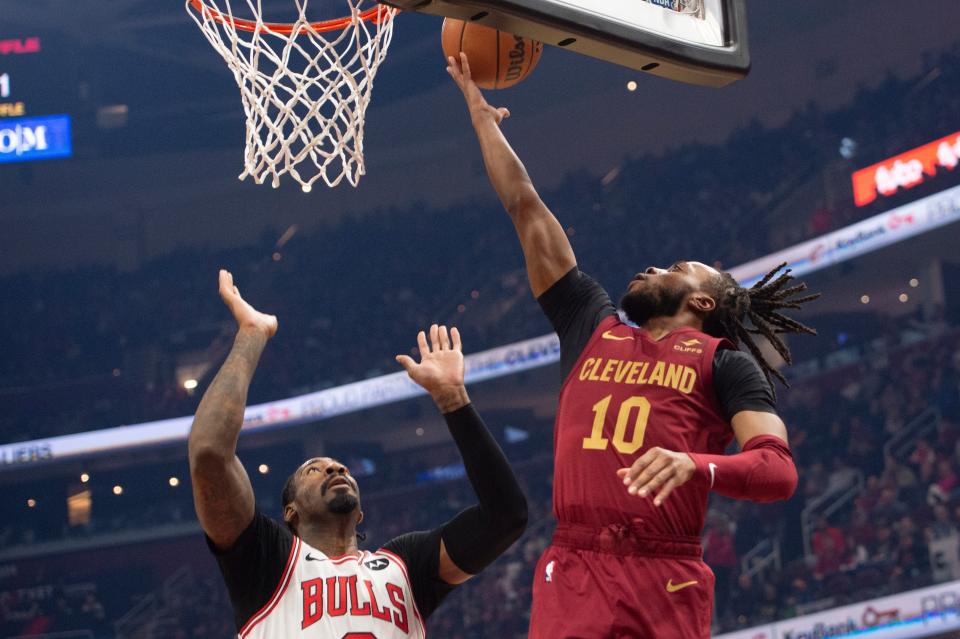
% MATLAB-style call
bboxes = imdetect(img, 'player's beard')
[620,281,689,326]
[328,492,360,515]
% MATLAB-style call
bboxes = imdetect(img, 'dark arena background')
[3,1,960,638]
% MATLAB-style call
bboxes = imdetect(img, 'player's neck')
[642,312,702,341]
[297,520,360,557]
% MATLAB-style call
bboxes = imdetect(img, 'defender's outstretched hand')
[397,324,469,413]
[218,269,278,338]
[446,53,510,125]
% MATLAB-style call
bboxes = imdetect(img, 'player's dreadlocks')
[703,262,820,393]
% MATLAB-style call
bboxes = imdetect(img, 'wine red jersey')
[552,314,736,537]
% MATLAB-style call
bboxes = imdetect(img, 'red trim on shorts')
[377,548,426,638]
[239,536,302,638]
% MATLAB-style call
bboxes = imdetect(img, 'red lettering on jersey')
[347,575,371,616]
[326,576,349,616]
[386,583,409,633]
[364,579,392,622]
[301,578,324,629]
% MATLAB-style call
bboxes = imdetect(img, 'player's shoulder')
[379,528,443,577]
[713,347,763,374]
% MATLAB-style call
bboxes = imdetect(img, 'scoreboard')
[0,35,72,164]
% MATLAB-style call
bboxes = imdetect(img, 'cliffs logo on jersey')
[301,575,409,633]
[673,338,703,354]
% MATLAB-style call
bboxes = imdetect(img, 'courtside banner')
[0,114,72,164]
[729,182,960,288]
[714,578,960,639]
[852,131,960,207]
[0,334,560,468]
[4,184,960,468]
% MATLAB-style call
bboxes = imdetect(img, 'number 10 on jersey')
[582,395,651,454]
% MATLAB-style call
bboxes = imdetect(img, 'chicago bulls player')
[448,52,819,637]
[189,270,527,638]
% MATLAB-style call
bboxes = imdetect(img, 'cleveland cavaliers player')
[188,270,527,638]
[448,53,819,638]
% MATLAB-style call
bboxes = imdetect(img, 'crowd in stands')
[3,37,960,639]
[2,45,959,445]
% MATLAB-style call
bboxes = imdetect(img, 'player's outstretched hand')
[617,448,696,507]
[218,269,278,339]
[397,324,469,412]
[446,52,510,125]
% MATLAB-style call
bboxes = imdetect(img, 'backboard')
[384,0,749,87]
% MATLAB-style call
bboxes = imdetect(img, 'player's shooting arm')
[397,325,528,584]
[447,53,575,298]
[188,270,278,550]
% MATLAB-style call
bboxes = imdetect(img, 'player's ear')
[284,503,298,528]
[357,510,364,526]
[689,292,716,314]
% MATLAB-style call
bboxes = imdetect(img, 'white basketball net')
[186,0,398,190]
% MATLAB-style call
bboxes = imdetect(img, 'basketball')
[441,18,543,90]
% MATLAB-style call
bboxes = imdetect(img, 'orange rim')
[188,0,395,34]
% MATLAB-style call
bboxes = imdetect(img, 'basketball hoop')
[186,0,398,190]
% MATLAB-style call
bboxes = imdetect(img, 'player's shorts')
[528,522,715,639]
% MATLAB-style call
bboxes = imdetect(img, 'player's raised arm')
[188,270,278,550]
[448,53,575,298]
[397,325,528,583]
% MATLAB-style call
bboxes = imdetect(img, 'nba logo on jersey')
[545,560,555,583]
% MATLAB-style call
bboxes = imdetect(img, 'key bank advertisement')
[715,578,960,639]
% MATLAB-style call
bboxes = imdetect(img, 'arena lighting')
[26,498,36,508]
[626,80,637,91]
[168,477,180,487]
[80,472,90,483]
[899,293,909,303]
[839,137,857,160]
[183,379,198,390]
[909,278,919,287]
[860,295,870,304]
[272,252,282,262]
[415,427,425,436]
[258,464,269,474]
[112,485,123,495]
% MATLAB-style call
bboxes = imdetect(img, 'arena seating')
[3,43,960,639]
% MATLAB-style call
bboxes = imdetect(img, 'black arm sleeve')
[712,349,777,420]
[205,511,295,632]
[382,528,456,620]
[439,403,528,575]
[537,267,617,379]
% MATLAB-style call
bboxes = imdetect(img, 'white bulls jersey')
[239,537,426,639]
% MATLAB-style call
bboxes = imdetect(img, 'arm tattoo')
[190,329,268,454]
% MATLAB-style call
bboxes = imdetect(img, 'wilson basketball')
[441,18,543,90]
